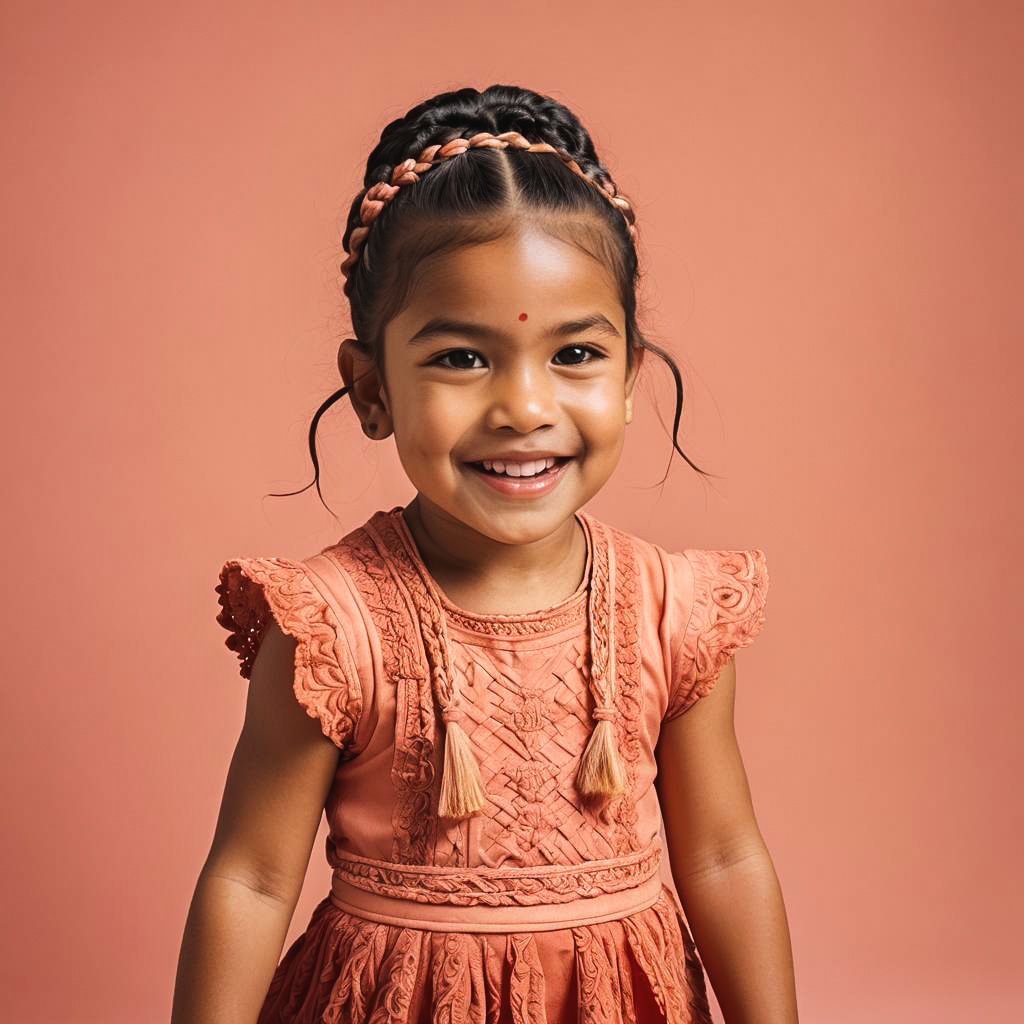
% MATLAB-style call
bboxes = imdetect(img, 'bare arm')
[171,619,342,1023]
[656,656,799,1024]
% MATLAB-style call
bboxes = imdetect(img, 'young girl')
[173,84,798,1023]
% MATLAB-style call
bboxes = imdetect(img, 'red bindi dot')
[518,312,528,321]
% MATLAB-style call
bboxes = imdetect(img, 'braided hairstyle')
[269,84,717,513]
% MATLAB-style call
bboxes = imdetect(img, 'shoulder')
[664,546,770,720]
[678,548,770,638]
[582,513,685,601]
[214,515,393,754]
[612,521,767,612]
[579,512,769,617]
[585,514,770,720]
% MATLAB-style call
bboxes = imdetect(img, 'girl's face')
[342,219,641,547]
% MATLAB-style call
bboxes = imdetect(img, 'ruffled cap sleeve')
[215,556,363,754]
[666,548,770,720]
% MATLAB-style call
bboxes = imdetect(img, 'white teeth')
[480,457,558,478]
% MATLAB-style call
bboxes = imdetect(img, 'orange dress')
[215,505,769,1023]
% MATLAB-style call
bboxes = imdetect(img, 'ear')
[624,343,645,425]
[338,338,393,440]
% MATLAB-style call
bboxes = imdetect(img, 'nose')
[484,362,559,433]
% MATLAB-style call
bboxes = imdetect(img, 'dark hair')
[268,84,718,514]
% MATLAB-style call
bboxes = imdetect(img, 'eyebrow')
[406,313,622,346]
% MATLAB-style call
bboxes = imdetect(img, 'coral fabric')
[215,506,769,1023]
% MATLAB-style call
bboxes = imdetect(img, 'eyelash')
[430,345,606,370]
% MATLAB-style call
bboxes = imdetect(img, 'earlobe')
[339,337,394,439]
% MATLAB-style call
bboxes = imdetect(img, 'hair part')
[268,84,718,515]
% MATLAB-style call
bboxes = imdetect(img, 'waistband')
[328,840,663,933]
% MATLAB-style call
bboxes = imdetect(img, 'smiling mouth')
[464,456,572,479]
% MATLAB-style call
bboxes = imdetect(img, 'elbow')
[671,831,771,887]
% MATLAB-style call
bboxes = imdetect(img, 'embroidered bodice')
[213,505,770,1023]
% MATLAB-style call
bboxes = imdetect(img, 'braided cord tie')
[397,545,489,820]
[340,130,638,281]
[576,518,627,799]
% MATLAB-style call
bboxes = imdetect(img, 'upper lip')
[465,451,571,463]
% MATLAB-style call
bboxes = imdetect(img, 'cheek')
[392,384,467,454]
[569,396,628,468]
[572,382,628,436]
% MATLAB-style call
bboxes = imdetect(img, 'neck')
[400,495,588,614]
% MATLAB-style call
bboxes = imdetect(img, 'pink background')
[2,2,1020,1020]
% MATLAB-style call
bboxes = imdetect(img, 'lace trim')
[215,557,362,753]
[667,548,770,719]
[328,841,661,907]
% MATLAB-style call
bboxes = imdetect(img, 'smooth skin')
[657,661,799,1022]
[172,216,798,1021]
[171,622,341,1023]
[342,216,642,613]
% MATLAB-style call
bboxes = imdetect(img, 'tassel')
[437,711,488,819]
[576,712,627,798]
[576,517,625,800]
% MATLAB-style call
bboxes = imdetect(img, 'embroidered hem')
[256,887,713,1024]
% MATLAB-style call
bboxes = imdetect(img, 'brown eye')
[433,349,486,370]
[553,345,603,366]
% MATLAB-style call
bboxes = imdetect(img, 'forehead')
[394,222,621,324]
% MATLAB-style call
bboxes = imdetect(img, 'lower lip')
[464,458,572,497]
